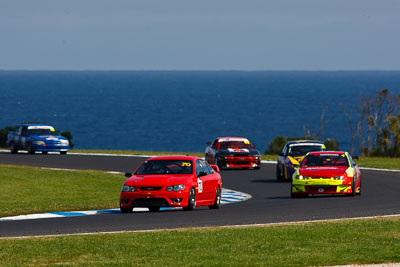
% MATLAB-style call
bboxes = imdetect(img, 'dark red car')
[205,137,261,169]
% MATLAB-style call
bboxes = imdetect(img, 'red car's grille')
[309,186,337,193]
[138,187,163,191]
[132,198,169,207]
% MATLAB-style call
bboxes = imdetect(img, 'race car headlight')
[166,184,185,192]
[34,141,45,145]
[297,175,310,180]
[121,185,135,192]
[334,176,344,180]
[60,140,69,145]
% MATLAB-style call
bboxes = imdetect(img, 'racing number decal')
[182,162,191,167]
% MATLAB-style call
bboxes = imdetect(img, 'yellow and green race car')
[291,151,361,198]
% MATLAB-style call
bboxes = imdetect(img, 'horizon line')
[1,69,400,72]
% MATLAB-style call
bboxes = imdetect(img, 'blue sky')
[1,0,399,70]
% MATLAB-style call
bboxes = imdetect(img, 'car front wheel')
[120,206,133,213]
[148,207,160,212]
[183,188,196,211]
[27,143,35,154]
[10,143,18,154]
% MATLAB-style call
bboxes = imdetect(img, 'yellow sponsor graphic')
[182,162,191,167]
[288,156,300,166]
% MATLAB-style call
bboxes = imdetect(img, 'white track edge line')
[1,213,399,240]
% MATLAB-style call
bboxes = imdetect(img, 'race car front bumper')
[291,178,353,195]
[120,188,190,208]
[33,143,69,152]
[218,156,261,168]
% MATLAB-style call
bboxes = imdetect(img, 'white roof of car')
[218,137,250,142]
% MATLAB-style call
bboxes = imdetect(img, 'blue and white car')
[7,124,70,154]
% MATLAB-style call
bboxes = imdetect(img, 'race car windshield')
[135,160,193,175]
[28,129,57,135]
[288,145,325,156]
[301,154,349,167]
[219,141,253,150]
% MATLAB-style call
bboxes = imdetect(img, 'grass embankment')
[0,165,124,218]
[1,217,399,266]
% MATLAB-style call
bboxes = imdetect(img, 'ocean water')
[1,71,400,153]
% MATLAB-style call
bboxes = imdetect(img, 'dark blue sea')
[1,71,400,153]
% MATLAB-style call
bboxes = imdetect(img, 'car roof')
[306,151,346,156]
[146,155,202,161]
[216,137,250,142]
[286,140,324,146]
[21,123,54,127]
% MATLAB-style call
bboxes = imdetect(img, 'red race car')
[120,155,222,212]
[205,137,261,169]
[291,151,361,197]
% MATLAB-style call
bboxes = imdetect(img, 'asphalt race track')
[1,152,399,238]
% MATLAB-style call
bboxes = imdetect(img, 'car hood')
[125,174,192,186]
[300,166,348,178]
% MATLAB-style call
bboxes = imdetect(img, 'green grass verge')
[0,165,124,217]
[1,217,399,266]
[354,156,400,170]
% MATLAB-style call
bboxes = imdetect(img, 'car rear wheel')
[148,207,160,212]
[183,188,196,211]
[209,186,221,209]
[120,206,133,213]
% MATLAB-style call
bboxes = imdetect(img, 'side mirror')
[279,152,284,156]
[125,172,132,178]
[210,164,220,173]
[206,142,211,146]
[8,131,14,135]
